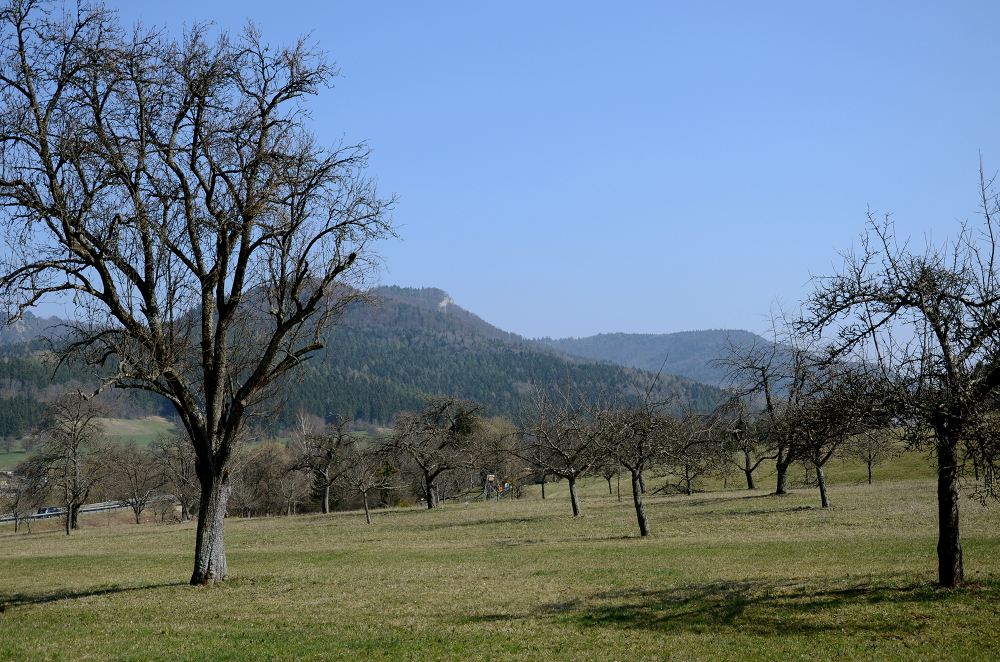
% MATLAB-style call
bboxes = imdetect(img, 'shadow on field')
[0,583,184,612]
[537,580,972,635]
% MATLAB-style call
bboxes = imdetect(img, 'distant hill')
[0,287,727,429]
[538,329,767,386]
[286,287,724,422]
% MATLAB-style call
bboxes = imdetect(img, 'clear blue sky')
[119,1,1000,339]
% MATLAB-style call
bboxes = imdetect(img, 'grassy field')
[2,456,999,661]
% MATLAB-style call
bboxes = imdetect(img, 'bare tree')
[0,468,47,532]
[595,396,675,536]
[389,398,483,509]
[290,412,352,514]
[27,394,110,534]
[801,178,1000,586]
[0,3,395,583]
[658,413,726,496]
[715,398,775,490]
[343,444,394,524]
[149,431,199,522]
[515,389,602,517]
[715,314,823,494]
[842,427,901,485]
[108,440,165,524]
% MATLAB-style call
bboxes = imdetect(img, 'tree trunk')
[775,447,792,495]
[867,461,873,485]
[567,475,581,517]
[181,502,191,522]
[541,478,545,500]
[190,472,231,586]
[606,477,613,495]
[424,472,436,509]
[743,451,755,489]
[937,437,963,587]
[321,483,331,514]
[631,470,650,536]
[816,462,830,508]
[362,490,371,524]
[617,473,621,502]
[13,515,19,533]
[638,473,646,494]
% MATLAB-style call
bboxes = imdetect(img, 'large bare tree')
[0,2,394,583]
[801,178,1000,586]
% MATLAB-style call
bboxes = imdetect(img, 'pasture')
[2,455,999,661]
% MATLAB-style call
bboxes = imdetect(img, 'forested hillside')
[538,329,766,386]
[0,288,725,430]
[285,287,723,422]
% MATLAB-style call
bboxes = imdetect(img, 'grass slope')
[2,456,999,661]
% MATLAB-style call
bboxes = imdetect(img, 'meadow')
[2,455,999,661]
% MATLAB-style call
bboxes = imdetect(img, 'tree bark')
[638,473,646,494]
[567,475,581,517]
[744,468,756,490]
[321,484,331,514]
[631,470,650,536]
[424,471,436,509]
[362,490,371,524]
[867,461,873,485]
[775,447,792,495]
[937,437,964,587]
[816,463,830,508]
[190,472,231,586]
[541,478,545,500]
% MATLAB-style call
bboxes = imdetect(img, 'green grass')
[2,455,999,661]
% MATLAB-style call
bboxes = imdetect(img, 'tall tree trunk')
[321,483,331,514]
[937,436,963,587]
[362,490,371,524]
[775,446,792,495]
[816,462,830,508]
[638,473,646,494]
[424,471,435,509]
[567,475,581,517]
[631,470,650,536]
[190,472,231,586]
[743,451,756,489]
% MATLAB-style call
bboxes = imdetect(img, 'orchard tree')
[108,440,165,524]
[27,393,110,534]
[515,389,602,517]
[290,412,353,514]
[389,398,483,509]
[0,2,394,583]
[802,176,1000,586]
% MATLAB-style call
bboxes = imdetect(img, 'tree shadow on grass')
[0,582,185,612]
[536,579,988,636]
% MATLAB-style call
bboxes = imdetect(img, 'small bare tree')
[842,428,902,485]
[0,3,395,583]
[27,394,110,534]
[389,398,483,509]
[0,468,47,533]
[290,412,353,514]
[108,440,165,524]
[343,444,394,524]
[149,431,199,522]
[516,389,602,517]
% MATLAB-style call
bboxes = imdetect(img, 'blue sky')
[118,1,1000,339]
